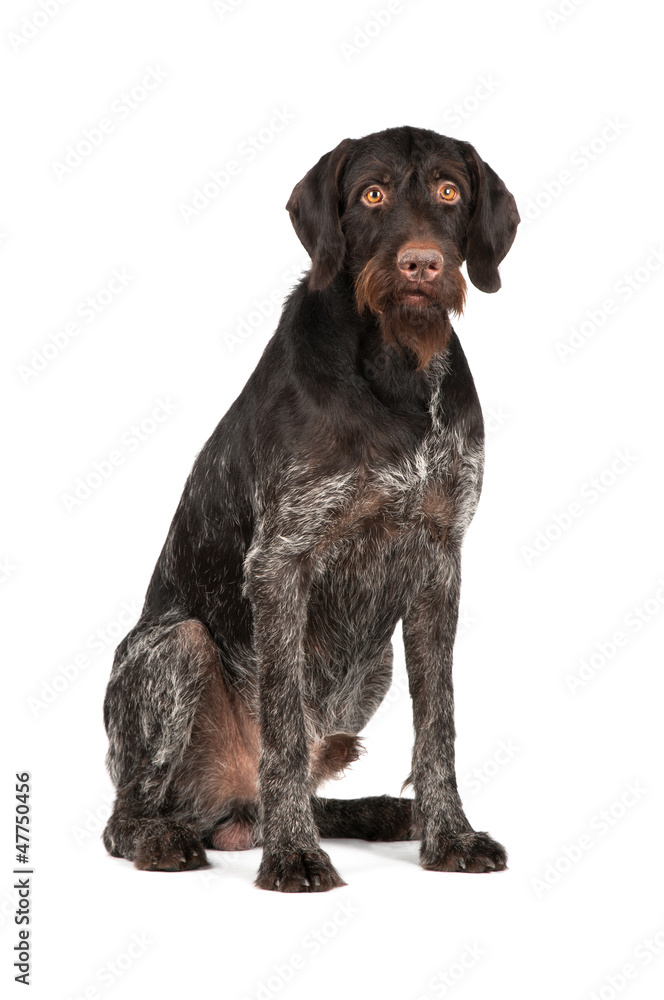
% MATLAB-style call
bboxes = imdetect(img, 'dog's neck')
[325,269,453,413]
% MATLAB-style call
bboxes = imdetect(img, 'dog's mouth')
[354,256,468,369]
[356,258,464,317]
[396,285,439,308]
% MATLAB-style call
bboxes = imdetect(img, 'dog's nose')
[397,246,443,282]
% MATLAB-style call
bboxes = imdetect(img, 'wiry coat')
[103,126,519,890]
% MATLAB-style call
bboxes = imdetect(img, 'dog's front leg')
[403,548,507,873]
[247,547,346,892]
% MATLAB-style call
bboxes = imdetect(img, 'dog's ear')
[459,142,520,293]
[286,139,354,291]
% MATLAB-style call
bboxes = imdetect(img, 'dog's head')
[286,126,519,367]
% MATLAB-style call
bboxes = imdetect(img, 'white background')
[2,1,663,997]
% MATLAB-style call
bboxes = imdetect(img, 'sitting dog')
[103,125,519,891]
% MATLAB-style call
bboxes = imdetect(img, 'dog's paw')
[421,831,507,873]
[255,847,346,893]
[133,820,208,872]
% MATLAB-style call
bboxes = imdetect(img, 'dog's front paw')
[255,847,346,893]
[421,831,507,873]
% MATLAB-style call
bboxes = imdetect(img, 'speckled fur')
[103,126,519,890]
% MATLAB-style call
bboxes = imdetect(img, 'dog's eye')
[439,184,459,203]
[364,188,384,204]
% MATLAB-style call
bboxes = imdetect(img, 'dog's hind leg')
[103,614,248,871]
[103,795,208,872]
[312,795,415,842]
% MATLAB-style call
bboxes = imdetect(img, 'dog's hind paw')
[255,847,346,893]
[421,831,507,873]
[133,820,208,872]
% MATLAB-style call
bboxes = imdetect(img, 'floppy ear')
[286,138,354,291]
[459,142,520,293]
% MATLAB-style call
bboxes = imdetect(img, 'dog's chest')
[357,454,450,542]
[312,429,480,560]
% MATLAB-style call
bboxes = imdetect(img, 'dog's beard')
[355,257,467,370]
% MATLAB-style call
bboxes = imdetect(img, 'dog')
[102,125,519,891]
